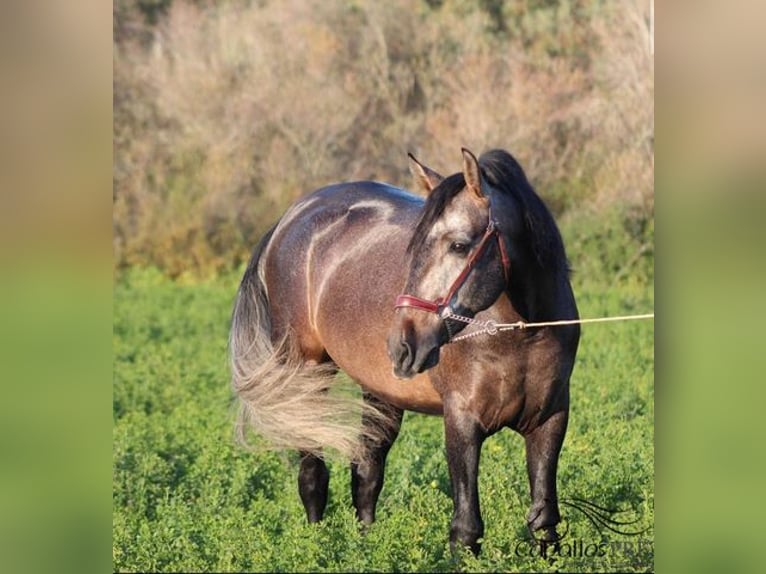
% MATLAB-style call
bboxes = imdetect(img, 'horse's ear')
[408,152,443,195]
[461,148,486,201]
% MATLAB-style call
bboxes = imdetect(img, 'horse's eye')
[449,241,469,255]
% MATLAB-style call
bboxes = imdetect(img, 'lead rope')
[442,309,654,343]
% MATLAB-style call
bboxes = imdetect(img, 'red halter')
[394,213,511,316]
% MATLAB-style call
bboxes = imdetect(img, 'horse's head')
[387,148,524,379]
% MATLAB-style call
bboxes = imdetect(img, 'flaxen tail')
[229,226,385,462]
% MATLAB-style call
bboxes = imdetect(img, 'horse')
[229,148,580,555]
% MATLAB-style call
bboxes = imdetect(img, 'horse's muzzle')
[387,320,441,379]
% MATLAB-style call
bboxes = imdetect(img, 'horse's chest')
[435,333,565,431]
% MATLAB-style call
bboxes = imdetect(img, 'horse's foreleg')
[298,451,330,523]
[524,408,568,541]
[443,398,487,555]
[350,392,403,525]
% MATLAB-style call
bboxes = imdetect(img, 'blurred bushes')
[114,0,653,278]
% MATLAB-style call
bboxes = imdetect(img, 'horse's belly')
[318,312,444,415]
[336,354,444,415]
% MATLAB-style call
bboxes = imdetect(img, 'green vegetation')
[113,211,653,572]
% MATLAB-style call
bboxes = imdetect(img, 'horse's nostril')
[397,339,412,365]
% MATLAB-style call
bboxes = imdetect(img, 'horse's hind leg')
[524,409,568,541]
[296,356,334,523]
[299,451,330,523]
[350,392,403,525]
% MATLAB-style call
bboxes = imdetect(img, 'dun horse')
[229,149,580,554]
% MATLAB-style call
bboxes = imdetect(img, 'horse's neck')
[506,266,563,322]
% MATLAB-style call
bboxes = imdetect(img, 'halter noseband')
[394,211,511,317]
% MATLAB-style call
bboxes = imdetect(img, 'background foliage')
[114,0,653,278]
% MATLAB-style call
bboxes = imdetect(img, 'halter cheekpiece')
[394,208,510,317]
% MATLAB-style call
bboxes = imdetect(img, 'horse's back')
[277,181,421,230]
[265,181,421,284]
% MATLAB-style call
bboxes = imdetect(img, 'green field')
[113,211,653,572]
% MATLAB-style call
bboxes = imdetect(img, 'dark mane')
[407,149,569,275]
[479,149,569,273]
